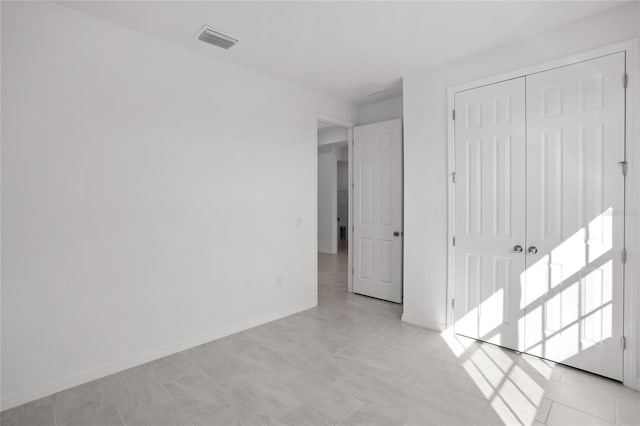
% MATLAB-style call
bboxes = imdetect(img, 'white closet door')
[453,78,526,350]
[524,53,625,380]
[353,119,403,303]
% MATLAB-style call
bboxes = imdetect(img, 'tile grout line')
[147,357,204,425]
[50,400,59,426]
[113,403,127,426]
[548,400,617,425]
[50,396,60,426]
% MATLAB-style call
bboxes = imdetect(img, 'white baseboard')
[401,313,446,332]
[1,303,314,411]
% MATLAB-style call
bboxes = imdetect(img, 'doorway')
[316,117,404,304]
[337,160,349,252]
[317,117,353,301]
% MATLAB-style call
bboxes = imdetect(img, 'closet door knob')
[528,246,538,254]
[513,245,523,253]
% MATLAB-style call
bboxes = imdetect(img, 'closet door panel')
[453,78,526,351]
[524,53,625,380]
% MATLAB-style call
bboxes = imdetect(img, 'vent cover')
[196,25,238,50]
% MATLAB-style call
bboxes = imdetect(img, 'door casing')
[446,39,639,390]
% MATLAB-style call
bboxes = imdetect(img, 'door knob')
[528,246,538,254]
[513,245,523,253]
[393,231,400,237]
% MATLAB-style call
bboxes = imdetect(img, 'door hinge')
[622,248,628,264]
[623,74,628,89]
[619,161,628,176]
[352,182,355,189]
[451,172,456,183]
[622,336,627,350]
[452,109,456,120]
[451,299,455,309]
[452,236,456,246]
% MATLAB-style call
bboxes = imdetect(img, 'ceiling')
[60,1,623,106]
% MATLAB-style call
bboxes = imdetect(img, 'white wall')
[0,1,357,409]
[402,2,639,337]
[318,126,348,146]
[358,95,403,125]
[317,145,338,254]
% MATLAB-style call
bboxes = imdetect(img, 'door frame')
[445,39,639,390]
[314,114,355,299]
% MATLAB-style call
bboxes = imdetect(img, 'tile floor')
[2,248,639,426]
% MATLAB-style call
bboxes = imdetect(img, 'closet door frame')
[446,39,639,390]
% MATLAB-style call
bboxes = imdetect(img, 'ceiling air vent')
[196,25,238,50]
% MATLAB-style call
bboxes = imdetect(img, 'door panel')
[524,53,625,380]
[453,78,526,351]
[353,119,402,303]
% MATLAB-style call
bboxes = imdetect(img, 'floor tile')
[617,399,640,425]
[154,363,236,424]
[547,402,613,426]
[105,367,174,424]
[559,366,640,405]
[87,404,125,426]
[336,371,423,408]
[404,387,489,426]
[477,396,523,426]
[222,373,303,423]
[299,305,344,321]
[400,356,488,400]
[52,378,114,426]
[283,371,365,423]
[277,404,333,426]
[543,379,617,423]
[0,397,55,426]
[333,340,406,377]
[130,404,195,426]
[535,398,552,423]
[342,402,417,426]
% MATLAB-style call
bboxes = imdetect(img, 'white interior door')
[453,78,526,351]
[353,119,402,303]
[523,53,625,380]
